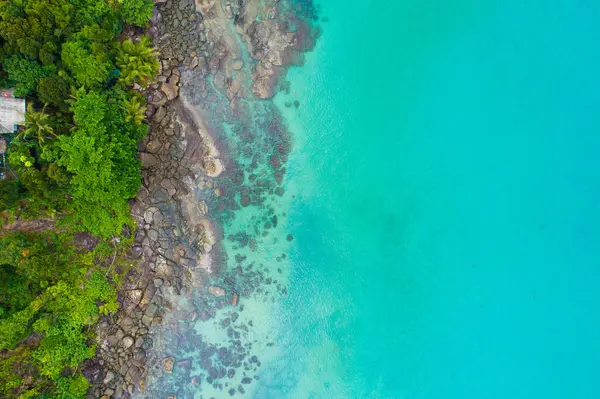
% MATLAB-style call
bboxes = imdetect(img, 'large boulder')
[160,83,179,101]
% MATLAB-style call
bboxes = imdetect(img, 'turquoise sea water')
[260,0,600,397]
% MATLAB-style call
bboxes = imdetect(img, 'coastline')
[86,0,319,397]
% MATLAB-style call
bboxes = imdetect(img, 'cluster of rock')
[86,37,218,399]
[85,0,319,396]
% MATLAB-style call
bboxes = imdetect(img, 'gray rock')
[149,229,159,242]
[140,153,158,168]
[153,106,167,123]
[103,371,115,384]
[73,232,99,251]
[208,286,226,297]
[131,245,143,258]
[146,140,162,154]
[161,83,179,101]
[142,315,154,326]
[122,336,134,349]
[126,289,143,305]
[232,58,244,70]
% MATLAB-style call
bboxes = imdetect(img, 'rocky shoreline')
[84,0,318,397]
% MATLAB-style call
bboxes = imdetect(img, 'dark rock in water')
[241,377,252,384]
[294,100,300,108]
[287,234,294,241]
[228,368,236,378]
[229,388,236,396]
[238,385,245,394]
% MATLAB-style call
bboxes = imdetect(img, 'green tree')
[121,93,147,125]
[118,0,155,27]
[116,35,159,87]
[2,55,51,96]
[15,105,57,145]
[61,37,111,88]
[37,74,71,110]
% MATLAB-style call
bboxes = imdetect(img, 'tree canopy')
[0,0,157,397]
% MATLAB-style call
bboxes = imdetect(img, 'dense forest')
[0,0,158,397]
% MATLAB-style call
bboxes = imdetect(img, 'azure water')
[258,0,600,397]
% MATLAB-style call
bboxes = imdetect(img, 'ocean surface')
[256,0,600,398]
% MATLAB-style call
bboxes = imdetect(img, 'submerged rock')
[163,357,175,373]
[208,286,226,297]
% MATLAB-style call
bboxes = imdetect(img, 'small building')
[0,89,26,134]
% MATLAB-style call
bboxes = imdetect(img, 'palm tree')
[116,36,159,87]
[121,95,147,126]
[16,104,57,145]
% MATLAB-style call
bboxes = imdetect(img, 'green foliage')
[116,36,159,87]
[0,0,157,396]
[2,55,52,97]
[0,230,120,397]
[57,89,143,237]
[119,0,155,27]
[121,93,148,126]
[61,37,112,89]
[16,105,57,145]
[37,74,71,109]
[55,374,91,399]
[0,180,27,212]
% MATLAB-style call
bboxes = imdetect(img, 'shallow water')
[258,0,600,398]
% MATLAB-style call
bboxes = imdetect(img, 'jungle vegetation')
[0,0,158,397]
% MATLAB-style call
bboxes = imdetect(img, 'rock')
[160,83,179,101]
[73,232,99,252]
[160,179,177,197]
[153,278,163,287]
[135,336,144,348]
[122,336,134,349]
[131,245,143,258]
[119,316,135,330]
[168,73,180,86]
[142,315,154,326]
[144,208,156,224]
[232,58,244,70]
[103,371,115,384]
[231,292,239,306]
[153,106,166,122]
[163,357,175,373]
[208,286,226,297]
[148,229,159,242]
[126,289,143,305]
[106,334,119,346]
[140,153,158,168]
[146,140,162,154]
